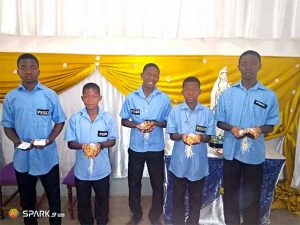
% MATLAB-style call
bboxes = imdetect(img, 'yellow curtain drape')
[0,52,299,215]
[0,52,96,100]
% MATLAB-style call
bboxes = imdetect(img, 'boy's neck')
[187,102,197,111]
[87,108,99,122]
[142,85,155,97]
[241,79,257,90]
[22,82,38,91]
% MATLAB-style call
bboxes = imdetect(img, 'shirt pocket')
[253,103,268,125]
[34,106,53,138]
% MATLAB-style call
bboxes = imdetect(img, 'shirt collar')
[18,82,44,92]
[135,86,160,98]
[180,101,204,111]
[80,107,104,120]
[233,81,267,91]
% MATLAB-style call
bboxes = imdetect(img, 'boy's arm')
[3,127,22,147]
[154,120,167,128]
[121,118,138,128]
[68,141,83,150]
[99,139,116,149]
[217,121,243,138]
[47,122,65,144]
[170,133,183,141]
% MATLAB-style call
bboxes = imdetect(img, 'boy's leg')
[15,170,38,225]
[223,159,242,225]
[127,148,146,223]
[242,162,264,225]
[40,164,61,225]
[186,178,205,225]
[146,150,164,224]
[172,173,187,225]
[75,177,93,225]
[93,175,110,225]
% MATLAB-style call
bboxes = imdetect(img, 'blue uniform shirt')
[64,107,118,180]
[119,86,172,152]
[215,81,280,164]
[167,102,215,181]
[1,82,66,175]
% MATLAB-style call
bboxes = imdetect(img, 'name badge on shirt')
[196,125,207,133]
[131,109,140,115]
[98,131,108,137]
[37,109,49,116]
[254,100,267,109]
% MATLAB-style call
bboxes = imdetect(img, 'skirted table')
[163,147,285,225]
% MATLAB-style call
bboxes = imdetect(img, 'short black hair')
[182,76,200,88]
[142,63,160,73]
[239,50,261,64]
[17,53,39,68]
[82,82,100,95]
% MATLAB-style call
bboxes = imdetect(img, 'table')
[163,147,285,225]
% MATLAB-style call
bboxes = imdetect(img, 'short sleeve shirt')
[215,81,280,164]
[119,86,172,152]
[64,108,118,180]
[1,82,66,175]
[167,102,215,181]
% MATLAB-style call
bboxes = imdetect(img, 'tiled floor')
[1,196,299,224]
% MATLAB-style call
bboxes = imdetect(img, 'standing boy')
[1,53,66,225]
[120,63,172,225]
[167,76,215,225]
[215,50,280,225]
[65,82,118,225]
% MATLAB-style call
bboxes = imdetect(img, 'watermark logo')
[8,208,19,220]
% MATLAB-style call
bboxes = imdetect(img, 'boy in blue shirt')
[120,63,172,225]
[167,76,215,225]
[1,53,66,225]
[65,82,118,225]
[215,50,280,225]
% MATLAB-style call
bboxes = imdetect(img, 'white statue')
[210,66,230,145]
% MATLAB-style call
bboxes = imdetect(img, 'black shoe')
[126,217,142,225]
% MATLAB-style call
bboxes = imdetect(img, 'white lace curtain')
[1,0,300,39]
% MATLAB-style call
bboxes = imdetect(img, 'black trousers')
[128,148,164,223]
[172,173,205,225]
[75,175,110,225]
[15,164,61,225]
[223,158,264,225]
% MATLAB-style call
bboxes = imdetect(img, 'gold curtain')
[0,52,96,99]
[0,52,299,214]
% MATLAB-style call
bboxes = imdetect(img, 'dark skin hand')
[68,139,116,157]
[121,119,167,133]
[217,121,274,139]
[4,122,65,150]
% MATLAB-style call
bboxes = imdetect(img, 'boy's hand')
[82,143,101,158]
[182,134,201,145]
[17,141,33,150]
[245,127,261,139]
[137,121,155,133]
[231,127,245,139]
[32,139,48,149]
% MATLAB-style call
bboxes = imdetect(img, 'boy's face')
[182,81,201,105]
[141,66,160,90]
[17,58,40,85]
[238,54,261,81]
[81,88,102,111]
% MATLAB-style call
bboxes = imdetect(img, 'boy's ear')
[99,95,103,101]
[81,96,84,102]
